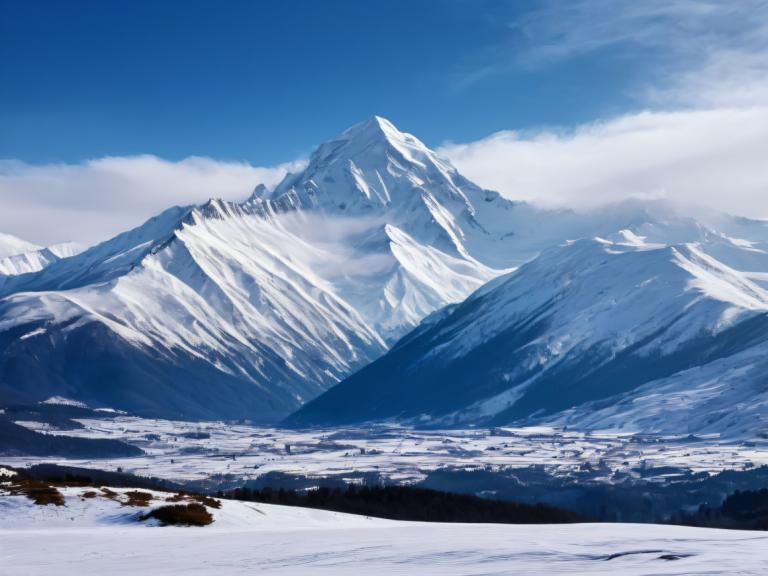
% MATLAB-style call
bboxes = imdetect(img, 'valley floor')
[8,416,767,486]
[1,486,767,575]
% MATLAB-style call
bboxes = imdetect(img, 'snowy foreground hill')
[2,482,767,575]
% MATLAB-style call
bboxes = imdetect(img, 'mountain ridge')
[286,234,768,435]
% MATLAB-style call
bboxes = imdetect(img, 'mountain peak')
[313,114,427,167]
[268,115,478,220]
[340,115,406,145]
[350,114,392,131]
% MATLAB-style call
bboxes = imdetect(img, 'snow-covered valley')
[5,416,766,490]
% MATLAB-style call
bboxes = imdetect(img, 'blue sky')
[1,0,689,164]
[2,0,768,245]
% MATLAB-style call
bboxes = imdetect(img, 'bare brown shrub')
[7,478,65,506]
[164,491,221,508]
[100,487,118,499]
[123,490,153,506]
[140,503,213,526]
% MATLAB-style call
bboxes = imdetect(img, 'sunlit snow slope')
[0,232,83,277]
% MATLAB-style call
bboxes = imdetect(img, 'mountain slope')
[0,205,193,294]
[0,201,387,420]
[287,235,768,432]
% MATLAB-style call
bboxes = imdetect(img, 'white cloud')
[440,106,768,218]
[514,0,751,65]
[0,155,305,246]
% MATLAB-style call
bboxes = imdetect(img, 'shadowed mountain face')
[287,236,768,434]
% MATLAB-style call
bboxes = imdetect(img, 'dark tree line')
[672,488,768,530]
[218,484,585,524]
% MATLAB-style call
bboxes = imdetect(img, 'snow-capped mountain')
[262,116,605,269]
[0,230,82,277]
[0,232,40,259]
[288,229,768,435]
[0,241,81,276]
[6,116,768,428]
[0,200,388,420]
[0,117,558,420]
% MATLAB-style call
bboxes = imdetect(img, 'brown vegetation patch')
[165,491,220,508]
[140,503,213,526]
[190,493,221,508]
[26,484,65,506]
[81,490,98,499]
[6,478,65,506]
[100,487,118,500]
[123,490,153,506]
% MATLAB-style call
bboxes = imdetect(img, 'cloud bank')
[0,156,304,246]
[440,106,768,218]
[4,105,768,249]
[441,1,768,219]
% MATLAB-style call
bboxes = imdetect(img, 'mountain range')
[0,117,548,420]
[3,116,768,434]
[290,231,768,436]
